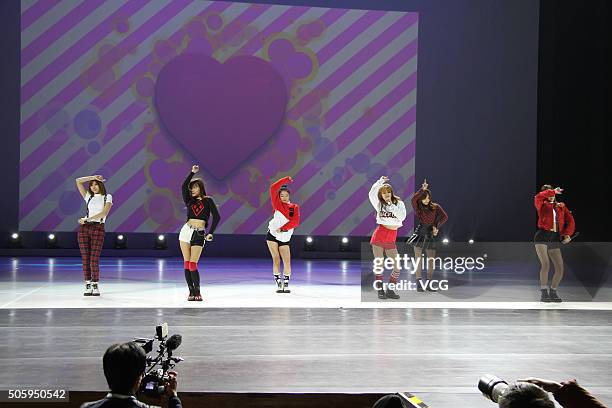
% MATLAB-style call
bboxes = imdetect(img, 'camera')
[134,323,183,398]
[479,374,509,403]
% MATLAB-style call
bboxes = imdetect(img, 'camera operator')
[81,342,182,408]
[499,378,607,408]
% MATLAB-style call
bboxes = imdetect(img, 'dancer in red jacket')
[534,185,576,302]
[266,176,300,293]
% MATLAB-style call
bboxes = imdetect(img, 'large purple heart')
[155,54,287,180]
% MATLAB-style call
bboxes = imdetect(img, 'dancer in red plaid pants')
[76,175,113,296]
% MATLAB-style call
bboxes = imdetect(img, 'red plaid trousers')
[78,223,105,281]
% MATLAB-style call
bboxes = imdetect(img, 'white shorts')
[179,223,206,245]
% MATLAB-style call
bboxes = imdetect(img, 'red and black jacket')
[270,176,300,231]
[411,189,448,227]
[534,189,575,237]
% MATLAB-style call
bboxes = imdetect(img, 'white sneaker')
[91,282,100,296]
[84,281,93,296]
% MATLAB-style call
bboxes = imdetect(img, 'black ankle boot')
[385,288,400,299]
[549,289,562,303]
[540,288,551,302]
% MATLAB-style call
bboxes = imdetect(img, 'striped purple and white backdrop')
[20,0,418,235]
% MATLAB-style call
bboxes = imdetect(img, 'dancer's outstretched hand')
[205,234,213,242]
[192,165,199,173]
[422,179,428,190]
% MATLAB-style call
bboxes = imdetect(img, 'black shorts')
[534,229,561,249]
[266,231,289,247]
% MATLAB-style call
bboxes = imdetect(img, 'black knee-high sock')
[190,270,201,295]
[184,269,194,295]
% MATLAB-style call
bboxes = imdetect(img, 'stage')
[1,256,612,407]
[1,257,611,309]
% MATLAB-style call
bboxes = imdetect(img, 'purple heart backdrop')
[19,0,418,235]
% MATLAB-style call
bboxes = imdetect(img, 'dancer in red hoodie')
[266,176,300,293]
[534,185,576,302]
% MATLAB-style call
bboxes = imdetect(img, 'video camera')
[133,323,183,398]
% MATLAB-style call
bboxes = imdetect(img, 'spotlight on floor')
[304,236,315,251]
[468,238,475,245]
[442,238,449,245]
[9,232,22,249]
[114,234,127,249]
[339,236,350,251]
[155,234,167,250]
[46,233,59,248]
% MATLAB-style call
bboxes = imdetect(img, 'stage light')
[339,236,350,252]
[304,236,315,251]
[442,238,449,245]
[114,234,127,249]
[468,239,475,245]
[9,232,22,249]
[155,234,167,250]
[46,233,58,248]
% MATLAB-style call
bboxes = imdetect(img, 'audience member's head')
[102,342,147,395]
[499,382,555,408]
[371,394,406,408]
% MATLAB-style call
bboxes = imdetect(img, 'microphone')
[165,334,182,351]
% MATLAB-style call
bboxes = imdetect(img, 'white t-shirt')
[267,210,294,242]
[84,193,113,222]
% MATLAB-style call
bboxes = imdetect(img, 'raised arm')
[369,177,386,209]
[411,189,428,212]
[270,176,292,211]
[182,167,197,205]
[534,188,558,210]
[75,175,104,199]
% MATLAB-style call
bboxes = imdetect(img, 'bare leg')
[278,245,291,277]
[384,248,401,282]
[426,248,437,281]
[535,244,551,289]
[189,245,204,264]
[413,246,423,279]
[179,241,191,262]
[548,248,564,289]
[267,241,281,276]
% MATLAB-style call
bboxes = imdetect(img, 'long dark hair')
[377,184,399,210]
[88,180,107,196]
[418,189,436,212]
[189,179,207,199]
